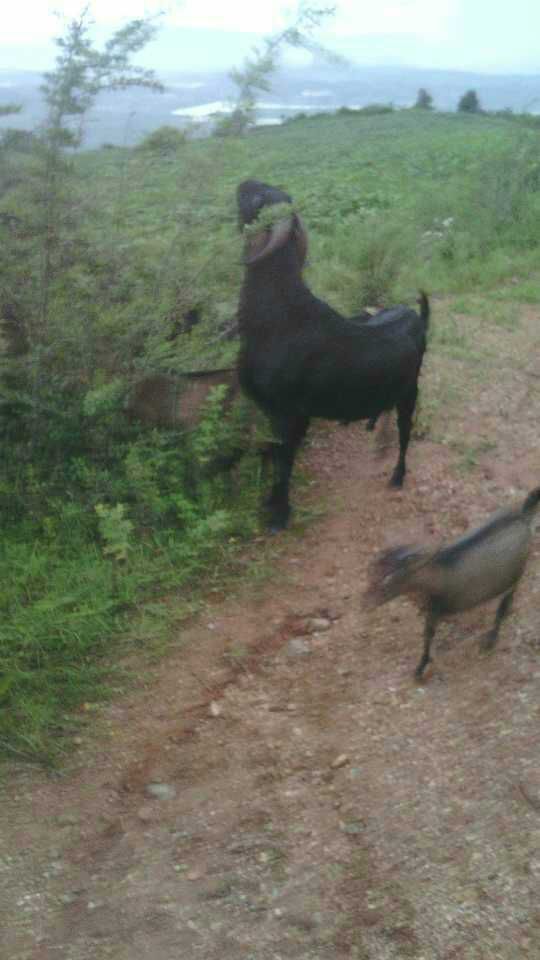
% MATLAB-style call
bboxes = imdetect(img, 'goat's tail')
[417,291,430,332]
[522,485,540,515]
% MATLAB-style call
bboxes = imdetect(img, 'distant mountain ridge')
[1,62,539,150]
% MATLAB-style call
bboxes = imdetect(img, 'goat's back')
[433,509,532,613]
[240,294,426,421]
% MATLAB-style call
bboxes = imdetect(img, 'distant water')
[1,66,540,149]
[171,94,338,125]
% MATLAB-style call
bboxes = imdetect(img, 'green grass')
[1,108,539,763]
[76,109,540,321]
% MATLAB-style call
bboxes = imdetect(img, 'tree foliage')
[219,3,337,135]
[41,14,162,150]
[458,89,482,114]
[414,88,434,110]
[0,104,22,117]
[0,11,163,449]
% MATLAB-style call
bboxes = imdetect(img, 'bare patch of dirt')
[1,303,539,959]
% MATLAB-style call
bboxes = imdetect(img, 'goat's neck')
[407,555,445,598]
[243,244,308,299]
[240,260,312,340]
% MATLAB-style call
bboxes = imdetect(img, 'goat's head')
[366,544,434,605]
[237,179,308,268]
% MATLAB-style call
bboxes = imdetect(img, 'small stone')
[307,617,331,632]
[327,609,342,621]
[187,870,201,882]
[209,701,222,717]
[287,638,311,657]
[331,754,350,769]
[144,782,177,801]
[137,805,155,822]
[60,892,78,905]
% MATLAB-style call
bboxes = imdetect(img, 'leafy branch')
[220,3,338,136]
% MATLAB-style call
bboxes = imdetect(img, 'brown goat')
[367,486,540,678]
[126,368,241,431]
[126,368,268,475]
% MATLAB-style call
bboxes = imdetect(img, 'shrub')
[338,103,394,117]
[213,108,251,138]
[0,129,37,152]
[137,125,186,154]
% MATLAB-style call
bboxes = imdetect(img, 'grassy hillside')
[1,109,539,762]
[77,109,540,316]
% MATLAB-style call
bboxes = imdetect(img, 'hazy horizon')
[1,2,540,76]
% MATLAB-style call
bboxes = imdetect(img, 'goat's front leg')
[415,603,439,679]
[265,415,310,531]
[390,386,417,487]
[480,590,515,651]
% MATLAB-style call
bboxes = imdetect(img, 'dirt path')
[1,302,539,960]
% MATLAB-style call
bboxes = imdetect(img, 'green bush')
[137,125,187,154]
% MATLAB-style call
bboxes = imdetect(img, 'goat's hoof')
[389,474,404,489]
[265,507,291,533]
[479,632,497,652]
[268,521,288,535]
[414,661,431,682]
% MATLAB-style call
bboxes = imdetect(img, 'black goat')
[366,486,540,679]
[236,179,430,530]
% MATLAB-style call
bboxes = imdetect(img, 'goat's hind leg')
[265,414,310,532]
[480,590,515,652]
[415,604,439,680]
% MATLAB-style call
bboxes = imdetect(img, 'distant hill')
[1,63,540,150]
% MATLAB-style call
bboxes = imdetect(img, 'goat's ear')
[243,216,293,265]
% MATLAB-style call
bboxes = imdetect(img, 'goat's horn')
[244,216,293,265]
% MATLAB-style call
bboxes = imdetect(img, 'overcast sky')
[1,1,540,74]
